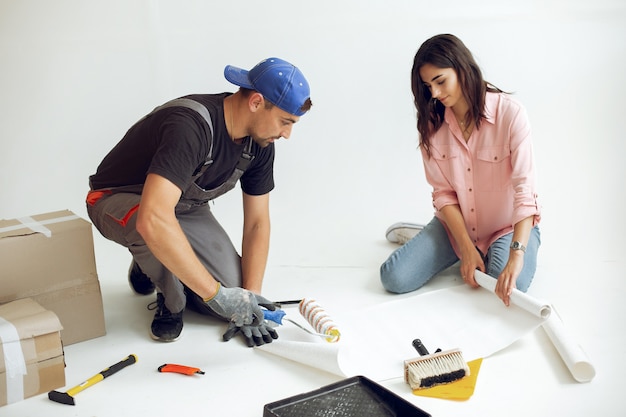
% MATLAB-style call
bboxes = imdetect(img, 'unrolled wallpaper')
[257,270,594,384]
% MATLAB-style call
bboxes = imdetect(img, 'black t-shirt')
[89,93,275,196]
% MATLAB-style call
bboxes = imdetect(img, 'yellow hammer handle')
[66,354,137,396]
[66,374,104,396]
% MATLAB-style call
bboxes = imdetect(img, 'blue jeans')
[380,217,541,294]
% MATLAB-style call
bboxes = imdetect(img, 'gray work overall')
[87,98,255,313]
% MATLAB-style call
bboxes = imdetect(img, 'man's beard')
[251,136,275,148]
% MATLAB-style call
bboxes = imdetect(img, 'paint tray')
[263,375,431,417]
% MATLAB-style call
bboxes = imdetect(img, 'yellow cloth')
[412,358,483,401]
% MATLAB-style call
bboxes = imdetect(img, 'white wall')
[1,0,624,271]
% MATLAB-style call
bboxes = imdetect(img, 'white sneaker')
[385,222,425,244]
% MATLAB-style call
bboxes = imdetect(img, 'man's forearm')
[138,208,219,299]
[137,174,219,300]
[241,223,270,294]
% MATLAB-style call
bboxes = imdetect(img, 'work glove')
[223,321,279,347]
[204,284,277,344]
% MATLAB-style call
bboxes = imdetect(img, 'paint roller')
[264,298,341,342]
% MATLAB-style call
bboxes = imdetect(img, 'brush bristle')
[404,349,470,389]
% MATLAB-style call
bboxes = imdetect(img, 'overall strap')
[236,137,255,171]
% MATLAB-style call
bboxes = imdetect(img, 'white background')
[1,1,624,416]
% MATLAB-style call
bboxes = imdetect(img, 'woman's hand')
[495,251,524,306]
[460,246,485,288]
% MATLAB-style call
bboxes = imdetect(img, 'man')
[86,57,312,347]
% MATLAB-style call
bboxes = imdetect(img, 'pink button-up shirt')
[421,92,541,256]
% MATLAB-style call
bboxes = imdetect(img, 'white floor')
[2,211,623,416]
[1,2,624,416]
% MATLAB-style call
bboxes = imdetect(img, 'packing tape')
[0,317,27,404]
[17,216,52,238]
[0,214,79,238]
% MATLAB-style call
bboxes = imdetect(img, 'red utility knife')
[158,364,205,375]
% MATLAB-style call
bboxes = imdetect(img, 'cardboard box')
[0,298,65,406]
[0,210,106,345]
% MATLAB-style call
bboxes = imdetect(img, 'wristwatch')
[510,241,526,252]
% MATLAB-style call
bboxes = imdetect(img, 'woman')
[380,34,541,306]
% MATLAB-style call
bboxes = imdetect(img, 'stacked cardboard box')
[0,298,65,406]
[0,210,106,345]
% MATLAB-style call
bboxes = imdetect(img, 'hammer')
[48,354,137,405]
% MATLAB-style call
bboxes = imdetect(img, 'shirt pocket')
[475,146,511,191]
[431,145,461,184]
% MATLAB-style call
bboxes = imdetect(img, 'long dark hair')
[411,34,503,156]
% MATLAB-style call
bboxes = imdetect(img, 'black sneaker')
[148,293,183,342]
[128,261,156,295]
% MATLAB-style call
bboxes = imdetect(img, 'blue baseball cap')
[224,57,311,116]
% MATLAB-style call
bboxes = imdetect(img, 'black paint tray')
[263,375,431,417]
